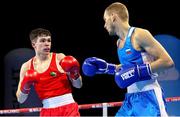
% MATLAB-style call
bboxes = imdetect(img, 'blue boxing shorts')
[115,89,168,117]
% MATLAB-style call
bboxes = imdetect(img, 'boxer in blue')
[82,2,174,117]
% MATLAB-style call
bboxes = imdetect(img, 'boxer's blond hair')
[105,2,129,22]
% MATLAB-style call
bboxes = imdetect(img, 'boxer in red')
[16,28,82,116]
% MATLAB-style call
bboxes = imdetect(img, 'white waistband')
[127,79,160,93]
[42,93,75,108]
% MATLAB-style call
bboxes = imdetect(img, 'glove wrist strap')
[106,63,116,75]
[138,64,152,79]
[70,72,80,80]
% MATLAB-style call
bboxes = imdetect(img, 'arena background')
[0,0,180,116]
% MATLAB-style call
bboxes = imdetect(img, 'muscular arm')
[136,29,174,73]
[57,53,82,88]
[16,62,29,103]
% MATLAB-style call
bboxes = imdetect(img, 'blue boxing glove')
[115,64,153,88]
[82,57,116,77]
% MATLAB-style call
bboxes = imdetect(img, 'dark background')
[0,0,180,116]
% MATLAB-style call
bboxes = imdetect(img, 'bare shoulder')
[21,59,33,72]
[134,27,151,38]
[56,53,66,61]
[19,59,32,79]
[131,27,156,51]
[134,28,154,43]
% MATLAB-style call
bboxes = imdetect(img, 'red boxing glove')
[60,56,80,80]
[20,69,39,94]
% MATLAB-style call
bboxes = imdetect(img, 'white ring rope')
[0,96,179,115]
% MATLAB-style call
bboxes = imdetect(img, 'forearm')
[150,58,174,73]
[115,64,122,71]
[16,89,28,103]
[70,76,82,88]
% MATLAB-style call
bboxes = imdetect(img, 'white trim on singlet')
[127,27,135,38]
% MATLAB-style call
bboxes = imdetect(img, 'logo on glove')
[121,69,134,80]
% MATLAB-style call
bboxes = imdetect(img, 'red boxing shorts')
[40,102,80,116]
